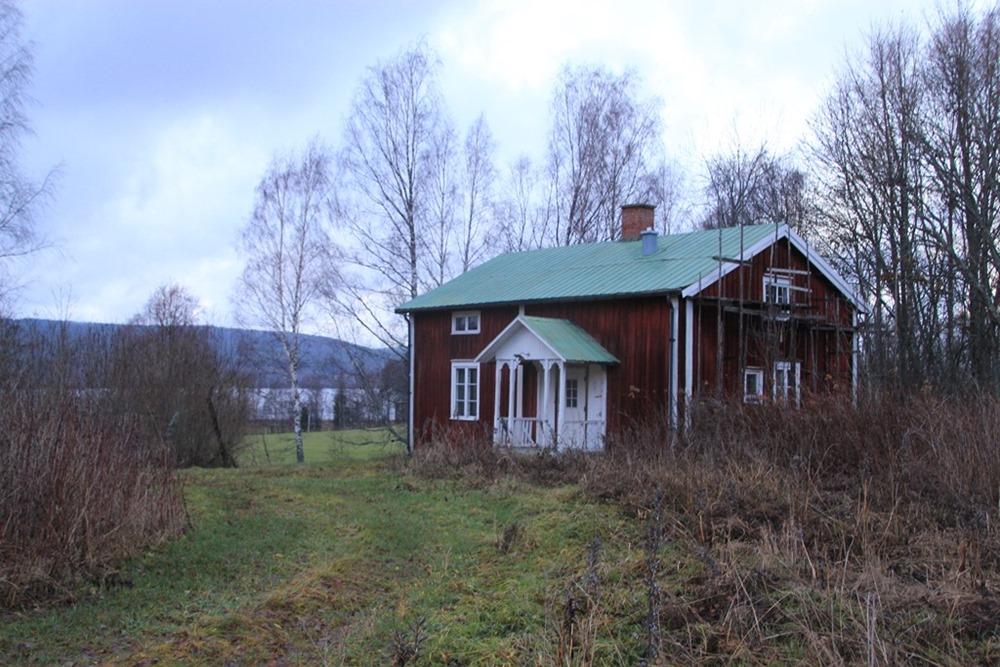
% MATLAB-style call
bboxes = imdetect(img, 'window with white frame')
[451,310,481,335]
[773,361,800,406]
[565,378,579,408]
[743,368,764,403]
[451,362,479,420]
[763,274,792,306]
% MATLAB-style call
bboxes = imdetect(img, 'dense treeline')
[811,5,1000,393]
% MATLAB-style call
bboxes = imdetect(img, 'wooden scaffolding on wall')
[688,222,859,407]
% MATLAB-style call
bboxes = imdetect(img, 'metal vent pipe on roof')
[640,229,658,256]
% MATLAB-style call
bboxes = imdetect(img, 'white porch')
[476,316,617,451]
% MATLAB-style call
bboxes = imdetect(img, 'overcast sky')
[11,0,948,331]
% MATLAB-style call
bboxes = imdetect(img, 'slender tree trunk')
[289,360,304,464]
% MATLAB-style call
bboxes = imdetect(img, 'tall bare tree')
[813,25,927,390]
[123,285,252,467]
[640,158,689,235]
[547,65,662,245]
[336,44,445,356]
[701,142,807,231]
[458,114,497,271]
[235,141,332,464]
[494,156,554,253]
[421,119,458,288]
[919,3,1000,389]
[138,284,199,327]
[415,113,497,286]
[810,19,975,393]
[0,0,53,303]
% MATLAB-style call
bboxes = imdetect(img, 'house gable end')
[679,224,866,313]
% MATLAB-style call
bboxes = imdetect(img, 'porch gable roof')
[475,315,619,365]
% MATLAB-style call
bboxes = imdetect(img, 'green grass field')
[0,430,655,665]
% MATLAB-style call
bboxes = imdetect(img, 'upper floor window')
[452,310,480,335]
[764,274,792,307]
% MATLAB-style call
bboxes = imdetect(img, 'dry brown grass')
[414,395,1000,663]
[410,420,591,487]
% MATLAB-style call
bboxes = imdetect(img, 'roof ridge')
[396,223,802,313]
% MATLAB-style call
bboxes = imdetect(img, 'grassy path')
[1,431,651,665]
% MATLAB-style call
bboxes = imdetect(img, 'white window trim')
[743,367,764,403]
[451,310,481,335]
[450,361,480,420]
[763,274,792,306]
[773,360,801,407]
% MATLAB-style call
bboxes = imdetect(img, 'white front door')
[560,365,607,451]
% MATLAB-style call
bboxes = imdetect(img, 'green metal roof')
[397,224,784,312]
[520,316,619,364]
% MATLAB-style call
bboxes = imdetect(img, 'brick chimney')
[620,203,655,241]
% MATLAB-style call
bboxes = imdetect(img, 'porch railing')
[496,418,607,449]
[560,419,607,450]
[495,417,554,448]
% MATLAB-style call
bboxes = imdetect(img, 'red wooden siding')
[699,237,853,327]
[411,297,673,447]
[411,306,517,445]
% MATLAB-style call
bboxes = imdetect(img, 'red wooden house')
[397,205,864,451]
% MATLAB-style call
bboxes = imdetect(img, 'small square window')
[565,378,579,408]
[743,368,764,403]
[452,311,481,335]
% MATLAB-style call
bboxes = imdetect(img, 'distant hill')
[12,318,396,388]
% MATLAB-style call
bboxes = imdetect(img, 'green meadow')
[0,430,655,665]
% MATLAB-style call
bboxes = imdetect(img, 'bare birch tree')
[235,141,332,464]
[415,113,497,286]
[335,44,445,356]
[458,114,497,271]
[494,156,554,253]
[0,0,53,303]
[421,120,458,288]
[640,158,689,235]
[547,65,662,245]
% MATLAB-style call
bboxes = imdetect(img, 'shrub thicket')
[0,388,183,608]
[0,313,251,608]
